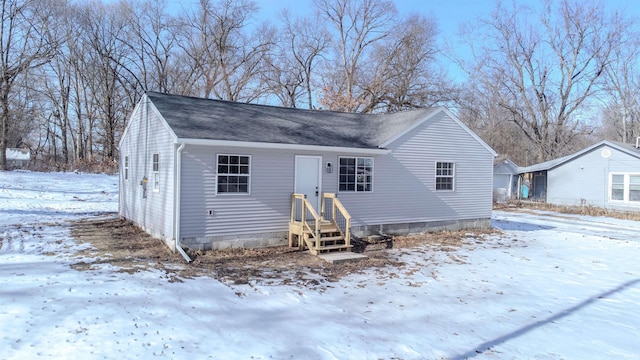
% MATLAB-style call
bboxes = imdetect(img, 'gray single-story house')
[118,92,496,256]
[6,148,30,168]
[516,140,640,210]
[493,158,519,202]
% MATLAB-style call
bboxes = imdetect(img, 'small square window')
[339,157,373,192]
[217,154,250,194]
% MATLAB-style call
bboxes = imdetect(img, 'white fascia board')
[118,94,146,149]
[178,138,391,155]
[118,93,179,149]
[603,140,640,160]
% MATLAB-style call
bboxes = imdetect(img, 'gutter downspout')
[143,96,149,227]
[174,142,191,263]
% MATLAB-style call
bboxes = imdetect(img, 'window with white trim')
[611,174,624,200]
[339,157,373,192]
[152,153,159,192]
[124,156,129,181]
[217,154,250,194]
[435,162,455,190]
[610,173,640,203]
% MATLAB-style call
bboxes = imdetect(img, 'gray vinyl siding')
[178,111,494,240]
[336,111,494,226]
[119,97,176,246]
[547,145,640,210]
[180,146,339,238]
[180,146,287,238]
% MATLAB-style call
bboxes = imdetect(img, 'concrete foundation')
[181,231,288,251]
[178,218,491,251]
[351,218,492,238]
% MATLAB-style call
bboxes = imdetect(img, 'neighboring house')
[6,148,30,168]
[517,140,640,210]
[493,158,519,202]
[119,92,496,255]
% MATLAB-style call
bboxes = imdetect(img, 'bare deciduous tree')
[601,14,640,143]
[264,11,329,108]
[457,82,538,166]
[178,0,275,102]
[78,0,132,161]
[360,14,453,113]
[0,0,60,170]
[315,0,396,112]
[461,0,626,162]
[120,0,178,94]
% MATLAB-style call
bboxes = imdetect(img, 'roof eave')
[518,140,640,173]
[177,138,391,155]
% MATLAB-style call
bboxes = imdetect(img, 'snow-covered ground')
[1,171,639,359]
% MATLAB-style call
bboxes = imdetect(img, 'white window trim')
[338,156,374,193]
[609,172,640,204]
[216,153,251,195]
[152,153,160,192]
[435,161,455,191]
[124,155,129,181]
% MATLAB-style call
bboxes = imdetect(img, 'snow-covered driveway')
[494,209,640,242]
[1,171,639,359]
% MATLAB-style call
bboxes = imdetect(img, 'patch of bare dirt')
[70,217,495,289]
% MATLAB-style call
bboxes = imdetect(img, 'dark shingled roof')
[147,92,438,149]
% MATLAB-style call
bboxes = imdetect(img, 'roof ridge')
[144,92,444,149]
[145,91,437,119]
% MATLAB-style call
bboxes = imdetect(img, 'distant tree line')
[0,0,637,170]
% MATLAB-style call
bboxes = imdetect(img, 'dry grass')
[495,201,640,221]
[26,158,119,174]
[69,217,495,289]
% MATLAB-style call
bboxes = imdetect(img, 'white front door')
[295,155,322,212]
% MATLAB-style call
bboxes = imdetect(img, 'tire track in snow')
[0,227,25,253]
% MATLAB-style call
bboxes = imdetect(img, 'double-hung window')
[339,157,373,192]
[611,174,624,200]
[610,173,640,203]
[630,175,640,201]
[124,156,129,181]
[217,154,250,194]
[152,153,159,192]
[435,162,455,191]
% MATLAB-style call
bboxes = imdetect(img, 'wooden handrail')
[321,193,352,247]
[291,193,321,251]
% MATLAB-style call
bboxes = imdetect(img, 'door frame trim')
[294,155,323,210]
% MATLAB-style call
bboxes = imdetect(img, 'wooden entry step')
[317,252,367,264]
[289,192,353,256]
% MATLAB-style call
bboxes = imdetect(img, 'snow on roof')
[6,148,30,161]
